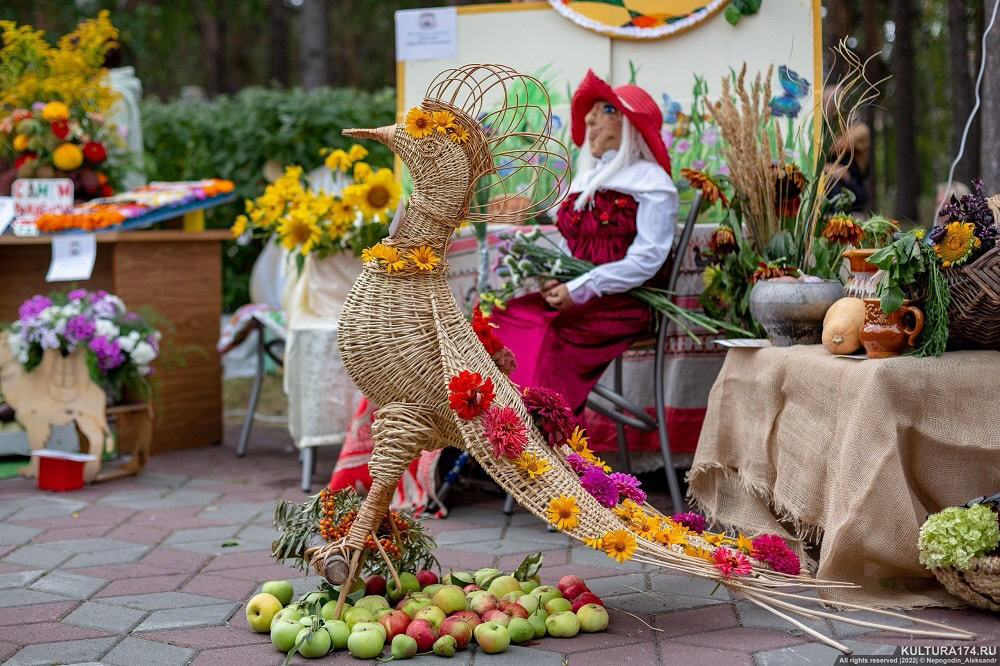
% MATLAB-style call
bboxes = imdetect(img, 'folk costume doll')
[491,70,679,420]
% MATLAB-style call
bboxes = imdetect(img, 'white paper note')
[0,197,13,235]
[395,7,457,62]
[46,234,97,282]
[713,338,772,348]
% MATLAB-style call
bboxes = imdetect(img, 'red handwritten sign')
[12,178,74,216]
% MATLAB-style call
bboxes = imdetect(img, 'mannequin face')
[585,100,622,158]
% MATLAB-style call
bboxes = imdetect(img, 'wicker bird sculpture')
[312,65,972,651]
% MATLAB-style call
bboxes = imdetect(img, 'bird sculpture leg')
[313,402,461,618]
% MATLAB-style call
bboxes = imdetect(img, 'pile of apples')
[245,568,609,659]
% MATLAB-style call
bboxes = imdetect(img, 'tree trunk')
[892,0,919,221]
[196,4,223,96]
[862,1,883,210]
[980,0,1000,192]
[948,0,976,186]
[268,0,291,87]
[300,0,329,90]
[824,0,853,80]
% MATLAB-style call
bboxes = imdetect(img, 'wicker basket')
[942,195,1000,349]
[932,555,1000,611]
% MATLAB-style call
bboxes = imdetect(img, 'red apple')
[439,617,473,649]
[463,584,482,593]
[448,610,481,629]
[378,609,411,640]
[557,575,586,595]
[507,604,529,620]
[405,618,439,652]
[571,593,604,613]
[480,609,511,627]
[497,599,513,613]
[416,570,439,588]
[563,583,589,600]
[365,575,387,597]
[469,593,500,616]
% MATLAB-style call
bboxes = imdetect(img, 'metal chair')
[585,191,703,512]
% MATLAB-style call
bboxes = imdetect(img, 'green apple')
[386,572,420,602]
[324,619,350,649]
[474,568,502,588]
[391,633,418,659]
[515,594,539,614]
[295,625,332,658]
[473,621,510,654]
[545,597,572,614]
[506,617,534,644]
[527,610,547,638]
[545,610,581,638]
[445,571,474,586]
[260,580,294,606]
[502,591,524,604]
[487,575,522,599]
[246,593,282,633]
[301,591,329,606]
[353,621,387,642]
[355,595,390,614]
[519,579,539,594]
[532,585,562,607]
[343,606,375,630]
[433,634,458,657]
[319,600,350,622]
[270,618,305,653]
[432,585,467,615]
[576,603,609,632]
[401,596,433,618]
[422,583,445,597]
[414,605,446,629]
[347,623,385,659]
[272,604,305,629]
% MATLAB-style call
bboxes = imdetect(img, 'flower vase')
[859,299,925,358]
[749,279,845,346]
[843,248,879,299]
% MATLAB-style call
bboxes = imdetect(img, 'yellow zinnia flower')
[379,245,407,272]
[934,221,981,267]
[657,523,691,548]
[567,426,589,453]
[546,495,580,531]
[408,246,441,271]
[432,110,456,133]
[230,214,248,237]
[325,149,352,172]
[583,536,603,550]
[12,134,29,152]
[684,544,715,561]
[357,168,401,220]
[41,101,70,121]
[52,142,83,171]
[404,107,435,138]
[513,452,550,479]
[602,529,637,563]
[736,534,757,556]
[278,211,322,255]
[347,144,368,162]
[449,125,471,144]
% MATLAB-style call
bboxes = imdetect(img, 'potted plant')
[842,215,898,299]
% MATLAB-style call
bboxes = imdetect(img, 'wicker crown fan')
[314,64,974,651]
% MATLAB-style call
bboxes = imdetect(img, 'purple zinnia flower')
[65,315,95,342]
[67,289,89,301]
[18,295,52,321]
[522,386,575,446]
[580,467,619,508]
[566,453,591,476]
[89,335,125,371]
[610,473,647,504]
[672,512,706,534]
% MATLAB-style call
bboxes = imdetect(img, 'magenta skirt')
[490,292,652,418]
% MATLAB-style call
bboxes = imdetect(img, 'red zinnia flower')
[751,534,801,575]
[711,547,754,577]
[83,141,106,164]
[481,406,528,458]
[472,305,504,356]
[448,370,495,420]
[100,184,114,198]
[14,152,36,169]
[522,386,574,446]
[50,119,69,139]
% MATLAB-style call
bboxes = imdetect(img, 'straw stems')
[740,590,853,653]
[332,548,364,622]
[372,530,403,594]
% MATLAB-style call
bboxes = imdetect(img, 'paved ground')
[0,424,997,665]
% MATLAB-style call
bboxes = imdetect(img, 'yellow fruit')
[822,297,865,354]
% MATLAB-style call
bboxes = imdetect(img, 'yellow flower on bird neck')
[379,245,407,272]
[513,452,550,479]
[362,243,389,263]
[432,110,456,133]
[934,221,981,267]
[404,107,435,139]
[449,125,471,144]
[546,495,580,531]
[407,246,441,271]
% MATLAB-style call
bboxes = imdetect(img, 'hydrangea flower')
[919,505,1000,570]
[18,295,52,320]
[89,335,125,371]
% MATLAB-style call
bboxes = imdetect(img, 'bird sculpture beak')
[342,125,395,147]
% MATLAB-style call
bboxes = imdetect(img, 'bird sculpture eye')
[419,140,445,159]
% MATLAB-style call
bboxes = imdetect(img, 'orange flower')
[822,214,864,246]
[751,262,796,284]
[682,168,728,207]
[709,226,738,255]
[774,163,806,218]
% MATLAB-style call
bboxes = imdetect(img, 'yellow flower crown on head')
[404,107,470,144]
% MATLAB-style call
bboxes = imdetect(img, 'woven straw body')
[944,195,1000,349]
[932,557,1000,611]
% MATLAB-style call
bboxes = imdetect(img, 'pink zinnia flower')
[609,473,646,504]
[672,512,707,534]
[522,386,574,446]
[566,453,591,476]
[580,467,619,508]
[711,547,754,577]
[751,534,801,575]
[480,406,528,459]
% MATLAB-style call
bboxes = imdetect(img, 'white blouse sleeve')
[565,186,679,304]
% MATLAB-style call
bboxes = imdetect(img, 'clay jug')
[860,299,924,358]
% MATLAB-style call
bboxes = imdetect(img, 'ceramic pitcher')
[859,299,924,358]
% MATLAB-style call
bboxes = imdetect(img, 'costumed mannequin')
[490,69,679,421]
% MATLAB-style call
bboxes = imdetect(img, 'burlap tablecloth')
[689,345,1000,608]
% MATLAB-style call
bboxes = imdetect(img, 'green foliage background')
[140,87,396,311]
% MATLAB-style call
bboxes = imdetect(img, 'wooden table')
[0,230,230,453]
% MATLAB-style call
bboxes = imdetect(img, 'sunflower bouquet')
[231,144,397,262]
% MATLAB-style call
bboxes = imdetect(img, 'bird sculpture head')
[344,64,569,227]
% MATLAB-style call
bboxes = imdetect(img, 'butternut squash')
[822,297,865,354]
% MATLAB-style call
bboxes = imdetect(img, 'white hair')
[573,115,657,211]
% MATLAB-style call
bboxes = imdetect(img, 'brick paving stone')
[504,526,574,547]
[133,602,239,632]
[568,640,659,664]
[0,570,45,589]
[650,571,730,599]
[31,524,114,543]
[3,621,109,646]
[237,524,280,542]
[0,601,79,626]
[180,573,258,601]
[210,563,313,582]
[202,550,276,572]
[418,548,496,572]
[196,501,274,523]
[163,525,242,546]
[6,637,118,665]
[537,562,645,583]
[171,539,273,555]
[103,636,196,666]
[139,546,212,573]
[581,571,647,598]
[134,471,190,487]
[421,519,480,536]
[101,489,221,510]
[660,642,754,665]
[63,600,149,633]
[42,537,151,554]
[431,527,506,546]
[140,624,265,649]
[98,591,231,610]
[570,545,644,572]
[735,599,832,638]
[753,640,896,665]
[103,523,173,545]
[0,588,73,608]
[654,603,742,638]
[826,608,913,639]
[190,642,299,665]
[677,626,809,652]
[474,645,565,665]
[94,573,188,598]
[497,549,568,571]
[0,640,17,662]
[29,571,108,598]
[62,561,167,580]
[456,538,557,556]
[610,590,724,615]
[61,545,150,569]
[2,545,74,569]
[6,500,87,521]
[0,524,42,546]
